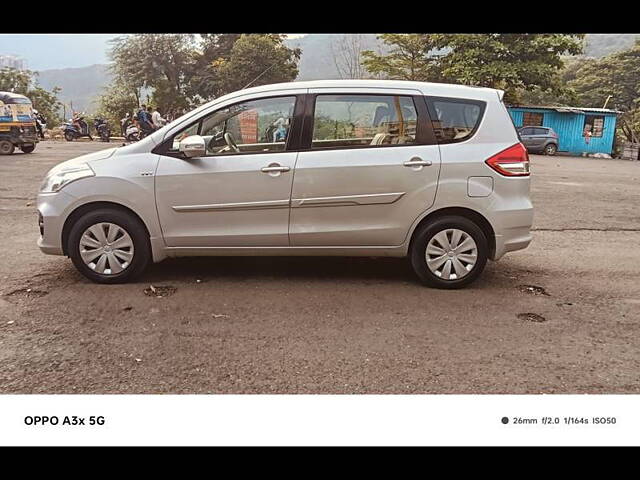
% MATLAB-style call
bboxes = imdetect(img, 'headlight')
[40,163,95,193]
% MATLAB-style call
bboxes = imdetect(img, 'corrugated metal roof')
[508,105,622,114]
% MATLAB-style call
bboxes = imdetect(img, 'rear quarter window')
[425,97,486,144]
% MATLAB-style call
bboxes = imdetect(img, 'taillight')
[485,143,530,177]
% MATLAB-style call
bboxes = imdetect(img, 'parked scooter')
[93,117,111,142]
[62,115,93,141]
[125,122,141,142]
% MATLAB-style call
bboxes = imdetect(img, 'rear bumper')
[493,226,532,260]
[491,206,534,260]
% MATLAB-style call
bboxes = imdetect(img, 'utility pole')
[602,95,613,109]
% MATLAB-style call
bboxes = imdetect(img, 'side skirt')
[161,245,408,259]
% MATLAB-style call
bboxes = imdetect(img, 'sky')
[0,34,307,71]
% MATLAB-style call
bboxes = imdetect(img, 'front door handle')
[261,164,291,173]
[403,158,432,167]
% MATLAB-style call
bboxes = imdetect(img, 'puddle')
[517,285,550,296]
[143,285,177,298]
[517,313,547,323]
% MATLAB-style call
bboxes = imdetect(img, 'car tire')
[0,140,15,155]
[544,143,557,156]
[67,208,151,284]
[409,216,488,289]
[20,144,36,153]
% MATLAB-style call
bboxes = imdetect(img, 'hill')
[36,64,112,115]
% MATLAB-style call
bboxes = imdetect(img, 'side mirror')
[178,135,206,158]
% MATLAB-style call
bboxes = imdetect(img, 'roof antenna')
[242,64,276,90]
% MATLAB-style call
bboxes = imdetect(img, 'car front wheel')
[67,208,151,284]
[410,216,488,289]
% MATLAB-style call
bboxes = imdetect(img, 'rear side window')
[310,94,419,149]
[425,97,485,144]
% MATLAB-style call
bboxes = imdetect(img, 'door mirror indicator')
[179,135,206,158]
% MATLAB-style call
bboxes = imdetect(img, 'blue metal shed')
[507,105,620,155]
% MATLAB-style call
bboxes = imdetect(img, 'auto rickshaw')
[0,91,39,155]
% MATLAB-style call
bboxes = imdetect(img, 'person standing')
[151,107,167,129]
[120,112,131,136]
[33,109,46,139]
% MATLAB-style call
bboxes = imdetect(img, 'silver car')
[37,80,533,288]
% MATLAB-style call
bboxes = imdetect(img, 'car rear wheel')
[0,140,15,155]
[67,208,151,284]
[544,143,557,155]
[409,216,488,289]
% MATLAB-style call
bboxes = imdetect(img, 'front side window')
[584,115,604,138]
[427,98,484,143]
[169,96,297,155]
[311,94,418,149]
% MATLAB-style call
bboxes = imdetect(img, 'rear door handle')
[261,164,290,173]
[403,158,432,167]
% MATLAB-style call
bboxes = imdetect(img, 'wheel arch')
[408,206,496,259]
[61,201,151,256]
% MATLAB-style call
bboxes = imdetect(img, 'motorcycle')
[93,117,111,142]
[62,116,92,141]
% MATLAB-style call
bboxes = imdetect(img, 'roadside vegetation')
[0,34,638,146]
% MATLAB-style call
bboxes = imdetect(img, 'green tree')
[105,34,301,117]
[186,34,242,101]
[569,40,640,143]
[0,67,62,125]
[362,34,443,81]
[204,34,301,98]
[362,34,583,103]
[95,82,140,134]
[430,34,584,103]
[109,34,195,114]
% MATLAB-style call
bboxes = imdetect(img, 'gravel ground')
[1,140,639,393]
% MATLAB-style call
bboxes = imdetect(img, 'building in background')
[0,55,27,70]
[507,106,620,156]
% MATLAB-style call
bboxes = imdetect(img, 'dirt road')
[1,141,639,393]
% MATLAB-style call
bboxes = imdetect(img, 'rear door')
[289,88,441,247]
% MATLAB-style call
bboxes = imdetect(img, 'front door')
[155,95,300,247]
[519,127,535,147]
[528,127,548,150]
[289,90,441,247]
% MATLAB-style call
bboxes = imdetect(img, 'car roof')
[219,79,503,102]
[154,79,504,144]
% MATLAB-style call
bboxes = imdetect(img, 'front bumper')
[36,190,77,256]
